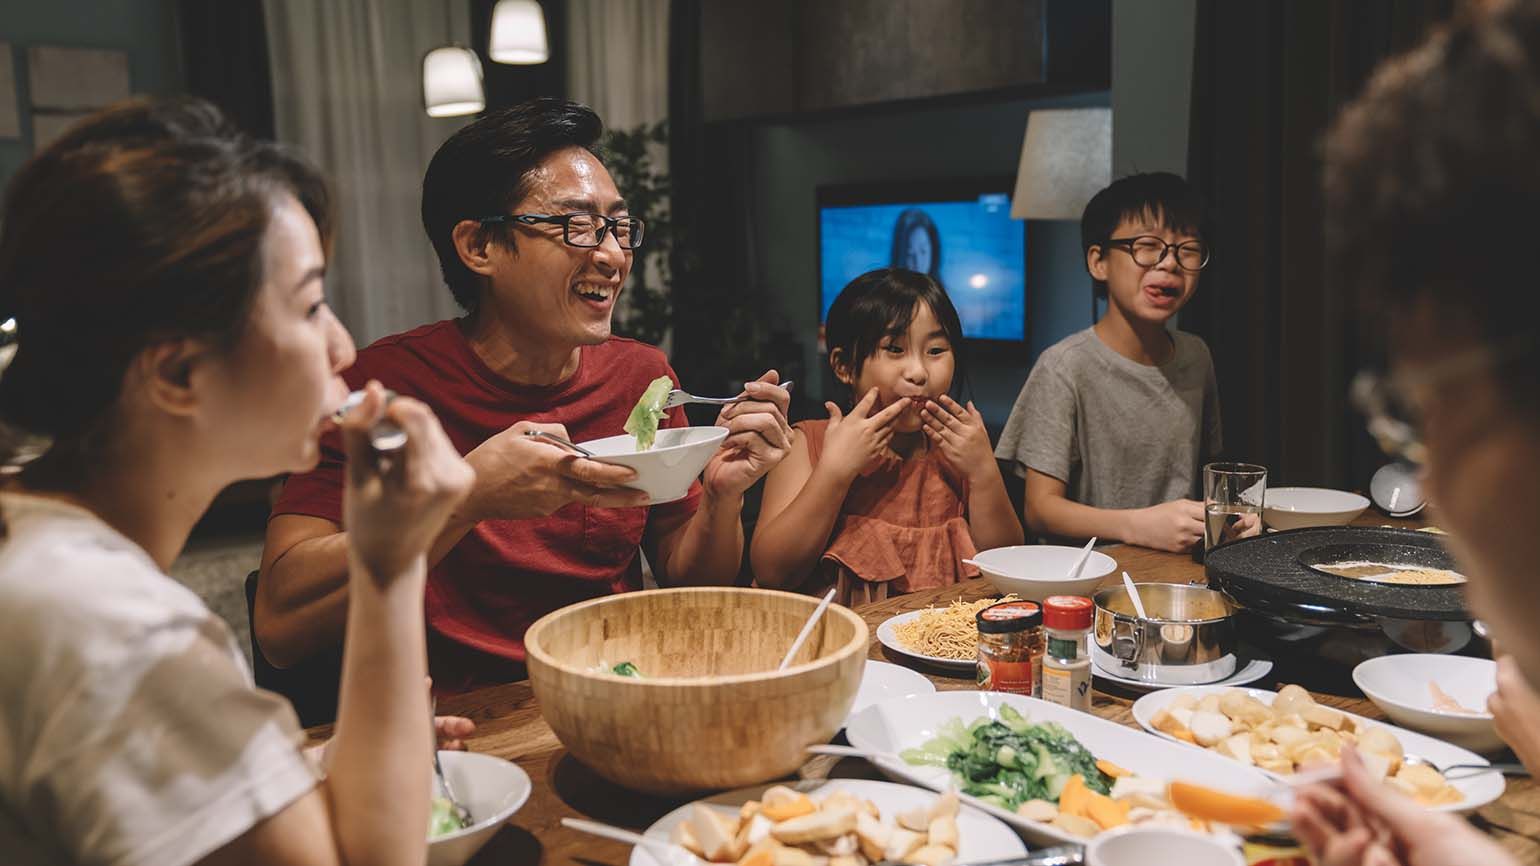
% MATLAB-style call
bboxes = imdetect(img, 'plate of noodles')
[876,595,1017,671]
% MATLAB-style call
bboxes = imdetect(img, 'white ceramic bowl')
[578,426,728,504]
[1086,827,1244,866]
[1353,654,1504,754]
[969,544,1118,601]
[1263,487,1371,530]
[428,750,533,866]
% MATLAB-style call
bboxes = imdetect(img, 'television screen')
[818,183,1026,341]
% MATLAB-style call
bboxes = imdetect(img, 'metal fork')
[661,380,793,410]
[522,429,596,457]
[430,696,473,826]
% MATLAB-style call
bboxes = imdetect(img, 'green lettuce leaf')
[623,376,673,451]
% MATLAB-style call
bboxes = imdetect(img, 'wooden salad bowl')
[525,586,868,795]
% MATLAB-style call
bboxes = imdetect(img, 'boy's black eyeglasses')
[1104,235,1210,272]
[479,212,646,250]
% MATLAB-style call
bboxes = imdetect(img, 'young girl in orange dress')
[751,268,1023,605]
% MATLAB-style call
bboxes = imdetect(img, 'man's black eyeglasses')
[1104,235,1210,272]
[480,212,645,250]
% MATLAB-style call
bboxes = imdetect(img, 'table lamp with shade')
[1010,107,1112,221]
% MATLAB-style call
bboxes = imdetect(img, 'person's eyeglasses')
[480,212,646,250]
[1104,235,1210,271]
[1351,334,1537,466]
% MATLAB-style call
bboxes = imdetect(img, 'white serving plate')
[1353,655,1503,754]
[876,610,978,671]
[1092,654,1274,692]
[847,660,936,728]
[628,778,1027,866]
[1130,686,1504,813]
[845,691,1271,847]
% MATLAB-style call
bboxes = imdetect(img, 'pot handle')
[1112,617,1141,663]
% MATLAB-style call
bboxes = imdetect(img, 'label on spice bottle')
[1042,659,1092,710]
[977,654,1040,697]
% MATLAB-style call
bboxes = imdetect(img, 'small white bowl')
[428,751,533,866]
[579,426,729,504]
[1353,654,1504,754]
[968,545,1118,602]
[1086,826,1243,866]
[1263,487,1371,530]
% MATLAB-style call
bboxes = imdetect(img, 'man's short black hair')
[1080,171,1208,299]
[420,98,605,312]
[1325,0,1540,409]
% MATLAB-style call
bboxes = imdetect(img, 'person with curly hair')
[1295,2,1540,863]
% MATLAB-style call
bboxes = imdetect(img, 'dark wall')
[702,0,1047,122]
[0,0,182,188]
[745,91,1110,431]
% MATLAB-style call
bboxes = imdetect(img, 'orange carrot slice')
[1095,759,1132,779]
[1058,774,1090,818]
[1086,792,1130,829]
[1167,781,1286,827]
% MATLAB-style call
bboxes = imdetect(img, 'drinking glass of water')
[1204,462,1267,551]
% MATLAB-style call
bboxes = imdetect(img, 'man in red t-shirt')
[256,99,792,694]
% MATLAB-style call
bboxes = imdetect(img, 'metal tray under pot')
[1092,583,1238,684]
[1205,526,1477,665]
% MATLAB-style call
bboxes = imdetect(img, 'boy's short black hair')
[1325,0,1540,407]
[1080,171,1209,299]
[824,268,968,396]
[420,98,605,312]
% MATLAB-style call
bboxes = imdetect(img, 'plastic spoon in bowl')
[1122,571,1148,620]
[1066,536,1098,580]
[560,818,701,866]
[779,588,837,671]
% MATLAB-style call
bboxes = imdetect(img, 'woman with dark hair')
[890,208,943,282]
[1291,2,1540,865]
[0,97,473,866]
[752,268,1020,605]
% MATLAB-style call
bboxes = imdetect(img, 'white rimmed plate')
[876,610,978,671]
[627,778,1027,866]
[845,691,1269,847]
[1130,685,1504,813]
[847,660,936,727]
[1091,650,1274,692]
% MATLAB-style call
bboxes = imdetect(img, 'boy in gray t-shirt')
[996,173,1222,552]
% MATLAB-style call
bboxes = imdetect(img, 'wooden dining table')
[307,542,1540,865]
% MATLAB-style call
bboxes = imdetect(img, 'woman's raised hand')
[339,381,475,581]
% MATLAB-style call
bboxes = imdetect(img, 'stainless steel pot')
[1092,583,1237,684]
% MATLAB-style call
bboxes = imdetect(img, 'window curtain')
[1184,0,1456,490]
[566,0,671,348]
[263,0,470,346]
[566,0,670,130]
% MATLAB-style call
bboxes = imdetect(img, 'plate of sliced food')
[876,595,1014,672]
[845,691,1264,847]
[629,778,1026,866]
[1130,684,1503,812]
